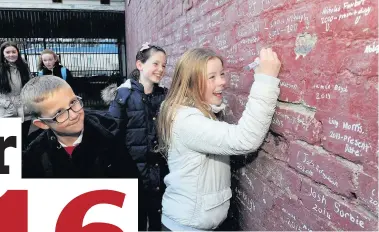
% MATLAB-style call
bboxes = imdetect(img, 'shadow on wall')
[217,152,259,231]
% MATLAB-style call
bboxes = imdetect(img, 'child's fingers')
[266,48,273,59]
[260,48,268,60]
[272,51,278,60]
[273,51,280,63]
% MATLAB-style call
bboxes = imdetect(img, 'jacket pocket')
[203,188,232,210]
[196,188,232,229]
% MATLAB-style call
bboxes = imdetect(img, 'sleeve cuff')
[254,73,280,87]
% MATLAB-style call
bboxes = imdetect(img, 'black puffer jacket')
[22,110,147,230]
[104,78,168,215]
[39,64,74,86]
[22,110,139,178]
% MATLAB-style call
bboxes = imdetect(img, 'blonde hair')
[157,48,224,153]
[38,49,60,70]
[21,75,69,116]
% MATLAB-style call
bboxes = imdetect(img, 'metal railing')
[0,9,126,109]
[1,37,121,77]
[1,37,123,108]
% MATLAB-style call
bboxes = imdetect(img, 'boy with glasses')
[20,75,147,230]
[20,75,140,179]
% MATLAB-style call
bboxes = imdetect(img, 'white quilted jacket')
[162,73,281,230]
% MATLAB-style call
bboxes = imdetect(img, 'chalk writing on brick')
[311,83,348,101]
[320,0,372,31]
[304,185,371,229]
[270,12,310,39]
[325,117,372,157]
[281,207,312,231]
[299,152,339,187]
[369,189,378,207]
[364,41,379,54]
[235,186,256,212]
[309,187,331,220]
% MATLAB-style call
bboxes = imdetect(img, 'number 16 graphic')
[0,190,126,232]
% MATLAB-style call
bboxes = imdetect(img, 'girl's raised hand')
[255,48,281,78]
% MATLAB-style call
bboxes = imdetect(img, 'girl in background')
[102,43,169,231]
[37,49,74,86]
[0,41,32,146]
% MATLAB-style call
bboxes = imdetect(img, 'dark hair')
[128,44,166,81]
[0,41,30,94]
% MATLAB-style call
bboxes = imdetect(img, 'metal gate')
[0,9,126,109]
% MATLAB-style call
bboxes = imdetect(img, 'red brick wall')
[125,0,378,230]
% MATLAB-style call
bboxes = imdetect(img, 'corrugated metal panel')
[0,1,125,11]
[0,9,125,38]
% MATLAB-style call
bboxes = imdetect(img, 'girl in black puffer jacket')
[102,43,168,231]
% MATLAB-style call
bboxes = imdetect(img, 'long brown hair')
[0,41,31,94]
[157,48,224,153]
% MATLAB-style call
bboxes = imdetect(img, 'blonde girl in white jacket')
[157,47,281,231]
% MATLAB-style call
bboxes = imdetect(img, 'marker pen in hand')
[243,57,260,71]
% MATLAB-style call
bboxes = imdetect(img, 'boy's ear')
[136,60,143,71]
[32,119,49,130]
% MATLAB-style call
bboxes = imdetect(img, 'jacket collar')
[27,111,115,152]
[118,78,164,95]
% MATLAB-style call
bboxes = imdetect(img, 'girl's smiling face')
[3,46,19,63]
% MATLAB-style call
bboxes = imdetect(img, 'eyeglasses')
[38,96,84,124]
